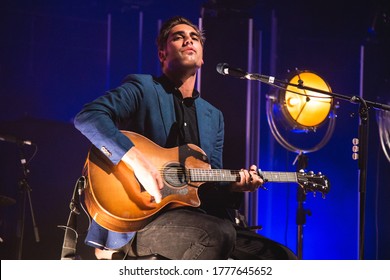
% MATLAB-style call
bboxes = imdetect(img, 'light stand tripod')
[16,145,40,259]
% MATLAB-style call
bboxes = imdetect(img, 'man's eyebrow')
[170,30,200,38]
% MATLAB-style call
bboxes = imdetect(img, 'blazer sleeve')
[73,74,154,164]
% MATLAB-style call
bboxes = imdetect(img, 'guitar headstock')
[297,171,330,197]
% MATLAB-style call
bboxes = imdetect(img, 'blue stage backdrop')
[1,0,389,260]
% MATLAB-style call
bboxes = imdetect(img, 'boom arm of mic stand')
[251,72,390,112]
[250,73,357,101]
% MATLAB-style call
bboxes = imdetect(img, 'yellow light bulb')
[282,71,333,129]
[287,96,300,107]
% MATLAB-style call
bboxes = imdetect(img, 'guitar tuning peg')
[308,171,314,175]
[317,172,322,176]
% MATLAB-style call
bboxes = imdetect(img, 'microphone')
[0,134,34,146]
[216,63,248,78]
[216,63,276,83]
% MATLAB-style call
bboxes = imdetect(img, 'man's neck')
[178,76,196,98]
[164,70,197,98]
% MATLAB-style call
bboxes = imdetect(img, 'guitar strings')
[153,168,328,188]
[155,167,240,182]
[156,167,240,174]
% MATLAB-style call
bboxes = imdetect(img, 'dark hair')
[157,16,205,50]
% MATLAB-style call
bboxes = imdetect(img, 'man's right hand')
[121,147,164,203]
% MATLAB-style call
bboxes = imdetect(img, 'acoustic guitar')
[84,131,330,232]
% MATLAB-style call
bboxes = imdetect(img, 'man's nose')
[183,36,193,45]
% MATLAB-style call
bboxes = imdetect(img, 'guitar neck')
[259,171,298,183]
[188,169,298,184]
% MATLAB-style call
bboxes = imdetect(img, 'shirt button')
[184,122,187,126]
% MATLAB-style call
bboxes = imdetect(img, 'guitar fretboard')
[189,169,239,182]
[260,171,298,183]
[188,169,298,183]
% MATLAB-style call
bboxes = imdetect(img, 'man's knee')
[209,220,236,255]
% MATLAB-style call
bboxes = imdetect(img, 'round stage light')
[279,71,333,131]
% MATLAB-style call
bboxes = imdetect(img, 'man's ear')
[158,50,166,62]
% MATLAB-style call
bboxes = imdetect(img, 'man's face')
[159,24,204,72]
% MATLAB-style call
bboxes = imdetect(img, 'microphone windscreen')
[216,63,228,75]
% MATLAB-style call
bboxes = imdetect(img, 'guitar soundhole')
[163,163,187,187]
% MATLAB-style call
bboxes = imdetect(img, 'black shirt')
[157,75,200,148]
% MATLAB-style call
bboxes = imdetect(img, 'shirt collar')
[156,75,200,100]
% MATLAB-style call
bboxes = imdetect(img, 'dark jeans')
[117,207,297,260]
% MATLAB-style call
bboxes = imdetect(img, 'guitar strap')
[59,176,86,260]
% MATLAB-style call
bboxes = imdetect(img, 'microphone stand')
[294,153,311,260]
[16,145,40,259]
[247,72,390,260]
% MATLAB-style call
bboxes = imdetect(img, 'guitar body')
[85,131,210,233]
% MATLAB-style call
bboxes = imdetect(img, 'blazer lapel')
[154,83,175,137]
[196,99,213,156]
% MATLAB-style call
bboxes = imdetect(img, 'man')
[74,16,296,260]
